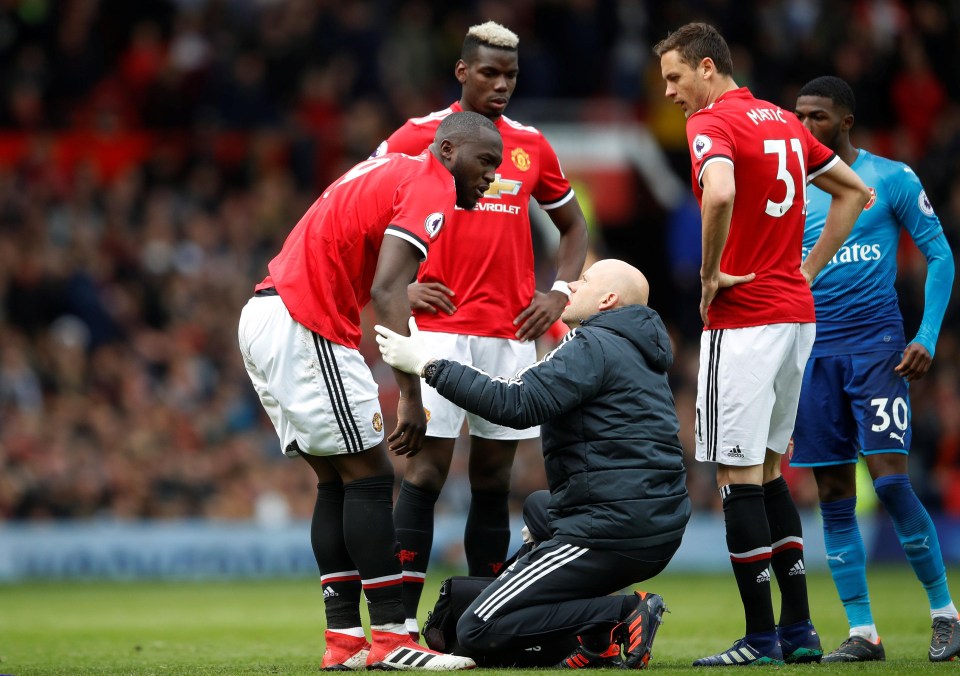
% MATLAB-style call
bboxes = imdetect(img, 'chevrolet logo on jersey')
[484,174,521,199]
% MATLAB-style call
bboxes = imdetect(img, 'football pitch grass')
[2,566,956,674]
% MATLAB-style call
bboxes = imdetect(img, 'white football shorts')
[695,322,816,466]
[238,295,384,457]
[419,330,539,440]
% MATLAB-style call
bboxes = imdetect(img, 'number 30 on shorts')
[870,397,908,432]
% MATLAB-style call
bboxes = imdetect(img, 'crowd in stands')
[1,0,958,524]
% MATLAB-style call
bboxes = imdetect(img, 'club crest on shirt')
[423,407,431,422]
[863,187,877,210]
[511,147,531,171]
[918,190,934,216]
[372,412,383,432]
[692,134,712,160]
[424,212,444,238]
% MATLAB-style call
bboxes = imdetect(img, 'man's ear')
[455,60,468,84]
[439,138,456,162]
[841,112,855,133]
[598,291,618,311]
[699,57,716,79]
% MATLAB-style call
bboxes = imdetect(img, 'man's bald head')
[589,259,650,307]
[561,259,651,324]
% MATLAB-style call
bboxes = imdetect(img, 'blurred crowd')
[1,0,959,524]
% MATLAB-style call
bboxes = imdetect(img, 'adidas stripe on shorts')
[238,294,384,457]
[695,322,815,466]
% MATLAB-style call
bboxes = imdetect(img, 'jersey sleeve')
[385,171,452,261]
[799,123,838,181]
[887,163,945,247]
[532,133,575,209]
[686,112,735,188]
[886,163,954,356]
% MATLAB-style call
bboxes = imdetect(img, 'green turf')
[1,566,955,674]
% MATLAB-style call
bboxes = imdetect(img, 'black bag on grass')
[422,575,494,653]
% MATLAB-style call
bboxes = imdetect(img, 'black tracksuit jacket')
[425,304,691,551]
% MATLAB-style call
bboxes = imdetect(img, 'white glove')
[374,317,433,376]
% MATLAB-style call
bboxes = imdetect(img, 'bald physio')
[561,259,650,325]
[373,256,688,669]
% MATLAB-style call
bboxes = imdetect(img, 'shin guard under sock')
[722,483,775,636]
[465,489,511,577]
[763,476,811,625]
[343,474,404,626]
[312,480,362,629]
[874,474,953,609]
[821,496,873,629]
[393,480,441,621]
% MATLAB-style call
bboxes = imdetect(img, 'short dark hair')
[435,110,499,143]
[653,22,733,76]
[797,76,857,114]
[461,21,519,62]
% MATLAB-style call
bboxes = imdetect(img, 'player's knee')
[467,468,512,492]
[467,450,515,491]
[813,465,855,503]
[402,440,454,490]
[817,481,853,503]
[403,460,449,492]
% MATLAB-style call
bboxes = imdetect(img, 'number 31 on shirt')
[764,138,807,218]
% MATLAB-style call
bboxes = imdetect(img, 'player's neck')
[838,140,859,167]
[710,78,739,106]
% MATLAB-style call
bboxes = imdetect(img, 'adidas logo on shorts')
[756,569,771,584]
[724,445,744,459]
[788,561,806,576]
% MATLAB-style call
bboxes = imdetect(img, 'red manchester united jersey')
[686,88,838,329]
[256,151,453,349]
[375,102,574,338]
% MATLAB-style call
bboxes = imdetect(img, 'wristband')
[551,280,571,297]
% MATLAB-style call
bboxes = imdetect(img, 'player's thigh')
[791,354,859,466]
[418,331,470,438]
[767,322,816,454]
[850,351,912,455]
[695,325,786,466]
[240,296,383,457]
[464,336,539,440]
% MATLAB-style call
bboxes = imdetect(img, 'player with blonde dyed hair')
[463,20,519,50]
[372,20,590,640]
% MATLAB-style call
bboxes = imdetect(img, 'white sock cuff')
[849,625,879,642]
[328,626,366,638]
[931,603,958,620]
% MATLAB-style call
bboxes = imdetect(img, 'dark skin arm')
[370,236,428,456]
[513,198,589,341]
